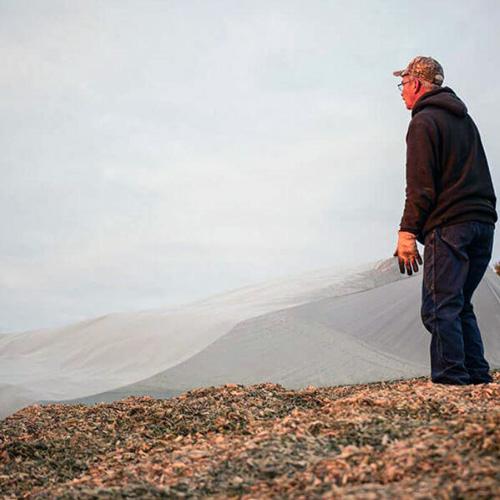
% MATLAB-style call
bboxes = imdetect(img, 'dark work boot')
[469,374,493,384]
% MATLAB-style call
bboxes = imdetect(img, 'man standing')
[393,56,497,385]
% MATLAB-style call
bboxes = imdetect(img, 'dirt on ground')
[1,371,499,499]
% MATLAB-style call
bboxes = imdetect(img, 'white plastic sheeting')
[1,257,499,420]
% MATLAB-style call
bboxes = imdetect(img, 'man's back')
[401,86,497,244]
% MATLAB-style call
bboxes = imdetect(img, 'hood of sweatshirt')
[412,86,468,118]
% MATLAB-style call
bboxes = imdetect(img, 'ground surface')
[1,372,499,499]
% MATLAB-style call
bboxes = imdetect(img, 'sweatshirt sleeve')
[399,117,438,238]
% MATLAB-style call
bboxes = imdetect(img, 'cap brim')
[393,69,404,77]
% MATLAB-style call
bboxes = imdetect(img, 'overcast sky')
[1,0,499,332]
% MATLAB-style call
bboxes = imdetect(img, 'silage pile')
[1,372,499,499]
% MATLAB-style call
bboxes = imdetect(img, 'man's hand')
[393,231,423,276]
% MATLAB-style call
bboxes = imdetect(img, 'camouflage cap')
[393,56,444,86]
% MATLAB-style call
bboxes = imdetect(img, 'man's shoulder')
[410,106,441,123]
[408,111,437,133]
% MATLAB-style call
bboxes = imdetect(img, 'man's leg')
[421,224,473,385]
[460,222,494,384]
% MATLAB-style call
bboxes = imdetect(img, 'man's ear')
[413,78,421,92]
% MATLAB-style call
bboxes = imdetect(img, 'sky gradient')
[1,0,499,332]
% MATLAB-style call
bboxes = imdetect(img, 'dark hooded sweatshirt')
[399,86,497,244]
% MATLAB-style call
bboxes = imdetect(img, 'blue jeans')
[421,221,495,385]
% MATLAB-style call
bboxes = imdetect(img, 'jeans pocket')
[439,222,473,248]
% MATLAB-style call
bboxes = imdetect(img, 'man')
[393,56,497,385]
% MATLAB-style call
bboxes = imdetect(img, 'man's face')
[400,76,418,110]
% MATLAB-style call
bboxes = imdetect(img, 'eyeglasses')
[397,80,411,91]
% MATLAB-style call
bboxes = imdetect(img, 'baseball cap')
[393,56,444,86]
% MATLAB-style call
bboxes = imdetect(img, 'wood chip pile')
[1,372,499,498]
